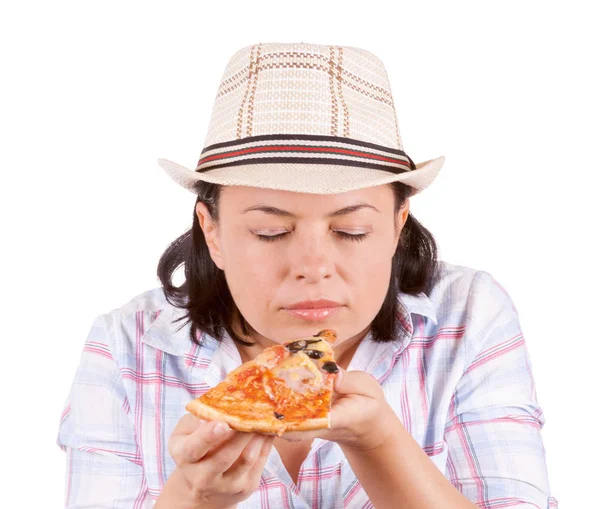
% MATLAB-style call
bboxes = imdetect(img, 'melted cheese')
[271,352,324,394]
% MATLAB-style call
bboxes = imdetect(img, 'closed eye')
[255,230,370,243]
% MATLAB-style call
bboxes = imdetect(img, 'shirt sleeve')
[444,271,559,509]
[56,313,153,508]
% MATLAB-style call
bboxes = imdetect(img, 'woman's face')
[196,184,409,347]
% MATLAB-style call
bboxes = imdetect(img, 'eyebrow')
[241,203,380,217]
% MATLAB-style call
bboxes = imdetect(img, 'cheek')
[221,234,280,303]
[353,254,392,300]
[345,232,395,272]
[345,235,395,300]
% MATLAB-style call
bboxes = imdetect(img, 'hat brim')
[157,155,445,196]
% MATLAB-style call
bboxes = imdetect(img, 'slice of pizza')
[185,329,340,436]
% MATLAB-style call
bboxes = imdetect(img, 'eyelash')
[255,230,370,243]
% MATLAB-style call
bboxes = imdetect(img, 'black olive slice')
[285,340,305,353]
[305,349,324,359]
[322,361,339,373]
[286,338,322,353]
[274,412,285,420]
[305,339,322,345]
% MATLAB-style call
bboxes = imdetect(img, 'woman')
[56,42,557,508]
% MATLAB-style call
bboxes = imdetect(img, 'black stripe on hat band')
[200,133,412,159]
[197,143,412,168]
[195,156,413,174]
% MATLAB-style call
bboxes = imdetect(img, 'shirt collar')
[141,300,198,356]
[347,291,437,381]
[398,290,438,328]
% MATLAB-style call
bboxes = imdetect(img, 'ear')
[394,198,410,245]
[196,202,225,270]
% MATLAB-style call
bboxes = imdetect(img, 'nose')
[289,230,334,283]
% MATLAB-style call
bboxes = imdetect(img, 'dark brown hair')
[157,181,440,346]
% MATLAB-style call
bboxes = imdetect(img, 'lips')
[284,299,342,310]
[283,299,343,322]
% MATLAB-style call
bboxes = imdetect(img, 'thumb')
[333,368,378,396]
[333,366,345,392]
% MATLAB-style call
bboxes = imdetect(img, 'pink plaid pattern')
[56,261,558,508]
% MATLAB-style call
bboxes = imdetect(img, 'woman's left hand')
[281,368,397,450]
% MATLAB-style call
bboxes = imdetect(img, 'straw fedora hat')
[158,42,445,197]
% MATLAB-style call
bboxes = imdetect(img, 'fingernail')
[213,421,229,435]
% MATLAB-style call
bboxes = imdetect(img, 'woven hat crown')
[204,42,405,151]
[157,42,445,195]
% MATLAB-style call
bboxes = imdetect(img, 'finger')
[223,434,268,479]
[226,435,275,486]
[222,436,275,498]
[173,412,209,435]
[204,430,256,473]
[334,369,380,397]
[171,420,234,465]
[168,416,210,463]
[333,367,344,392]
[246,435,276,481]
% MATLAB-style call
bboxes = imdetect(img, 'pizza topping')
[285,338,322,353]
[305,349,324,359]
[285,340,306,353]
[314,329,338,342]
[274,412,285,420]
[272,362,322,394]
[322,361,339,373]
[256,345,289,369]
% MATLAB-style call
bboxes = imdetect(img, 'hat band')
[195,134,416,175]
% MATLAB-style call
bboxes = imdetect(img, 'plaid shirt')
[56,261,558,508]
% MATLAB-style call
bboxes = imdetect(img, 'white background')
[1,1,597,507]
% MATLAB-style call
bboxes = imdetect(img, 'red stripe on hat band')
[197,145,409,167]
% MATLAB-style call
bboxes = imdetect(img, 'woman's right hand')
[155,412,275,509]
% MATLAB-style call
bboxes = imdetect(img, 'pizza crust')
[186,398,330,436]
[280,415,330,433]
